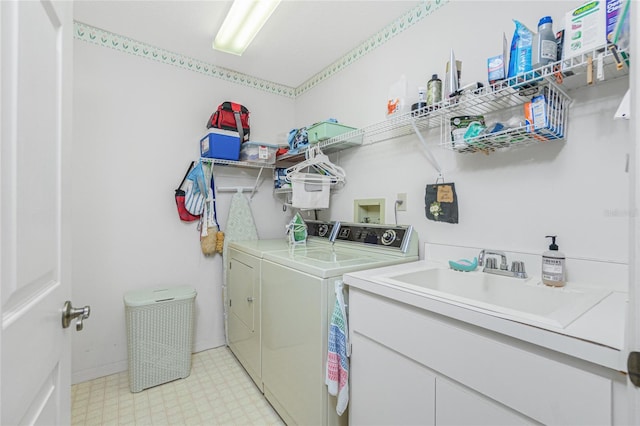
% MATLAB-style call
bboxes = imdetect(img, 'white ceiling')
[73,0,422,88]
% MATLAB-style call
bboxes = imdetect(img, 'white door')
[1,1,79,425]
[630,0,640,423]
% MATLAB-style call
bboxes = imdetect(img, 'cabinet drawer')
[350,289,613,425]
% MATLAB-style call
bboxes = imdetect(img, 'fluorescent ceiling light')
[213,0,281,56]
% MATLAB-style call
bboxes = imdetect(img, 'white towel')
[291,173,330,209]
[326,280,349,416]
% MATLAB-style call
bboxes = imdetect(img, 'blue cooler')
[200,129,241,160]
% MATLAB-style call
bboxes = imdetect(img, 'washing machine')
[226,220,339,389]
[260,223,418,426]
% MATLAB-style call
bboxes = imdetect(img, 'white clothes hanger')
[284,146,346,185]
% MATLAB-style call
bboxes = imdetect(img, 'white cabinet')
[348,288,621,425]
[349,329,530,426]
[350,332,436,425]
[435,377,533,426]
[227,247,262,389]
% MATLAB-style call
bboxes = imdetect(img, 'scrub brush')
[200,227,217,256]
[215,231,224,254]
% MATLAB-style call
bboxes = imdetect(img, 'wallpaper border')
[74,0,448,98]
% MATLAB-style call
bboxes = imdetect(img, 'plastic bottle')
[426,74,442,107]
[541,235,566,287]
[418,86,427,103]
[532,16,557,70]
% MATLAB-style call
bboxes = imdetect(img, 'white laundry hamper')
[124,286,197,392]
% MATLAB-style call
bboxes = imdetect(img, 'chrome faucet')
[478,249,508,270]
[478,249,527,279]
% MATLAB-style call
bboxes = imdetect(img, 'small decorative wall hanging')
[425,176,458,224]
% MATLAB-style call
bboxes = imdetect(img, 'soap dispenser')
[542,235,566,287]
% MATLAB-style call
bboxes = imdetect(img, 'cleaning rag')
[291,173,330,209]
[326,280,350,416]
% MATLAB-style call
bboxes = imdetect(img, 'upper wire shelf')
[274,44,629,162]
[201,157,276,169]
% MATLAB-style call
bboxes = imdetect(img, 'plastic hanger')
[284,146,346,185]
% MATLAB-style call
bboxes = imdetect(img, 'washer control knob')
[381,229,396,246]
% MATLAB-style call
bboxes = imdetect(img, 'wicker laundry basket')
[124,286,196,392]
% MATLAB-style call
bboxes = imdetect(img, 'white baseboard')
[72,359,128,385]
[71,338,227,385]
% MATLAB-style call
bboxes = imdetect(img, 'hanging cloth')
[326,280,350,416]
[200,171,222,256]
[291,173,330,209]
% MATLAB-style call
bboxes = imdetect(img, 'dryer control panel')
[305,220,339,241]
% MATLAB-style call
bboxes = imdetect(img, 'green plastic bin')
[307,121,357,144]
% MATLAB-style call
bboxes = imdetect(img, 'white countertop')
[344,260,628,372]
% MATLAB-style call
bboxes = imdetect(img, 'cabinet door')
[228,256,257,333]
[227,250,261,387]
[436,377,535,425]
[350,332,436,426]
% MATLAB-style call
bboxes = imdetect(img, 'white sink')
[380,267,611,328]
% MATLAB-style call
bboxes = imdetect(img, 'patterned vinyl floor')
[71,346,284,425]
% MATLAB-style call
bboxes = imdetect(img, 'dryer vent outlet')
[354,198,385,224]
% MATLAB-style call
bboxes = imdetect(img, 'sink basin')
[380,267,611,328]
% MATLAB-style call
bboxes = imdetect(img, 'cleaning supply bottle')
[418,86,427,104]
[426,74,442,107]
[532,16,557,69]
[542,235,566,287]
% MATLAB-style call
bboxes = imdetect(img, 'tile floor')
[71,346,284,425]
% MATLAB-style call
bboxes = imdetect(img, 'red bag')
[207,101,250,142]
[175,161,201,222]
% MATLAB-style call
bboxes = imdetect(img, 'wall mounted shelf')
[201,157,275,199]
[273,44,628,162]
[205,44,628,204]
[200,157,276,169]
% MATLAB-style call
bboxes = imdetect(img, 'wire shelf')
[276,129,365,164]
[201,157,276,169]
[553,45,629,90]
[272,44,628,163]
[440,82,571,153]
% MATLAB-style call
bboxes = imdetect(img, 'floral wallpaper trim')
[73,22,296,98]
[296,0,449,96]
[73,0,448,98]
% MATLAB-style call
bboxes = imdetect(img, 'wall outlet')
[396,193,407,211]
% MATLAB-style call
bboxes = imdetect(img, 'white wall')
[72,0,631,383]
[295,1,630,272]
[71,41,294,383]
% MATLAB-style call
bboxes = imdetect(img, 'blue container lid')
[539,16,552,26]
